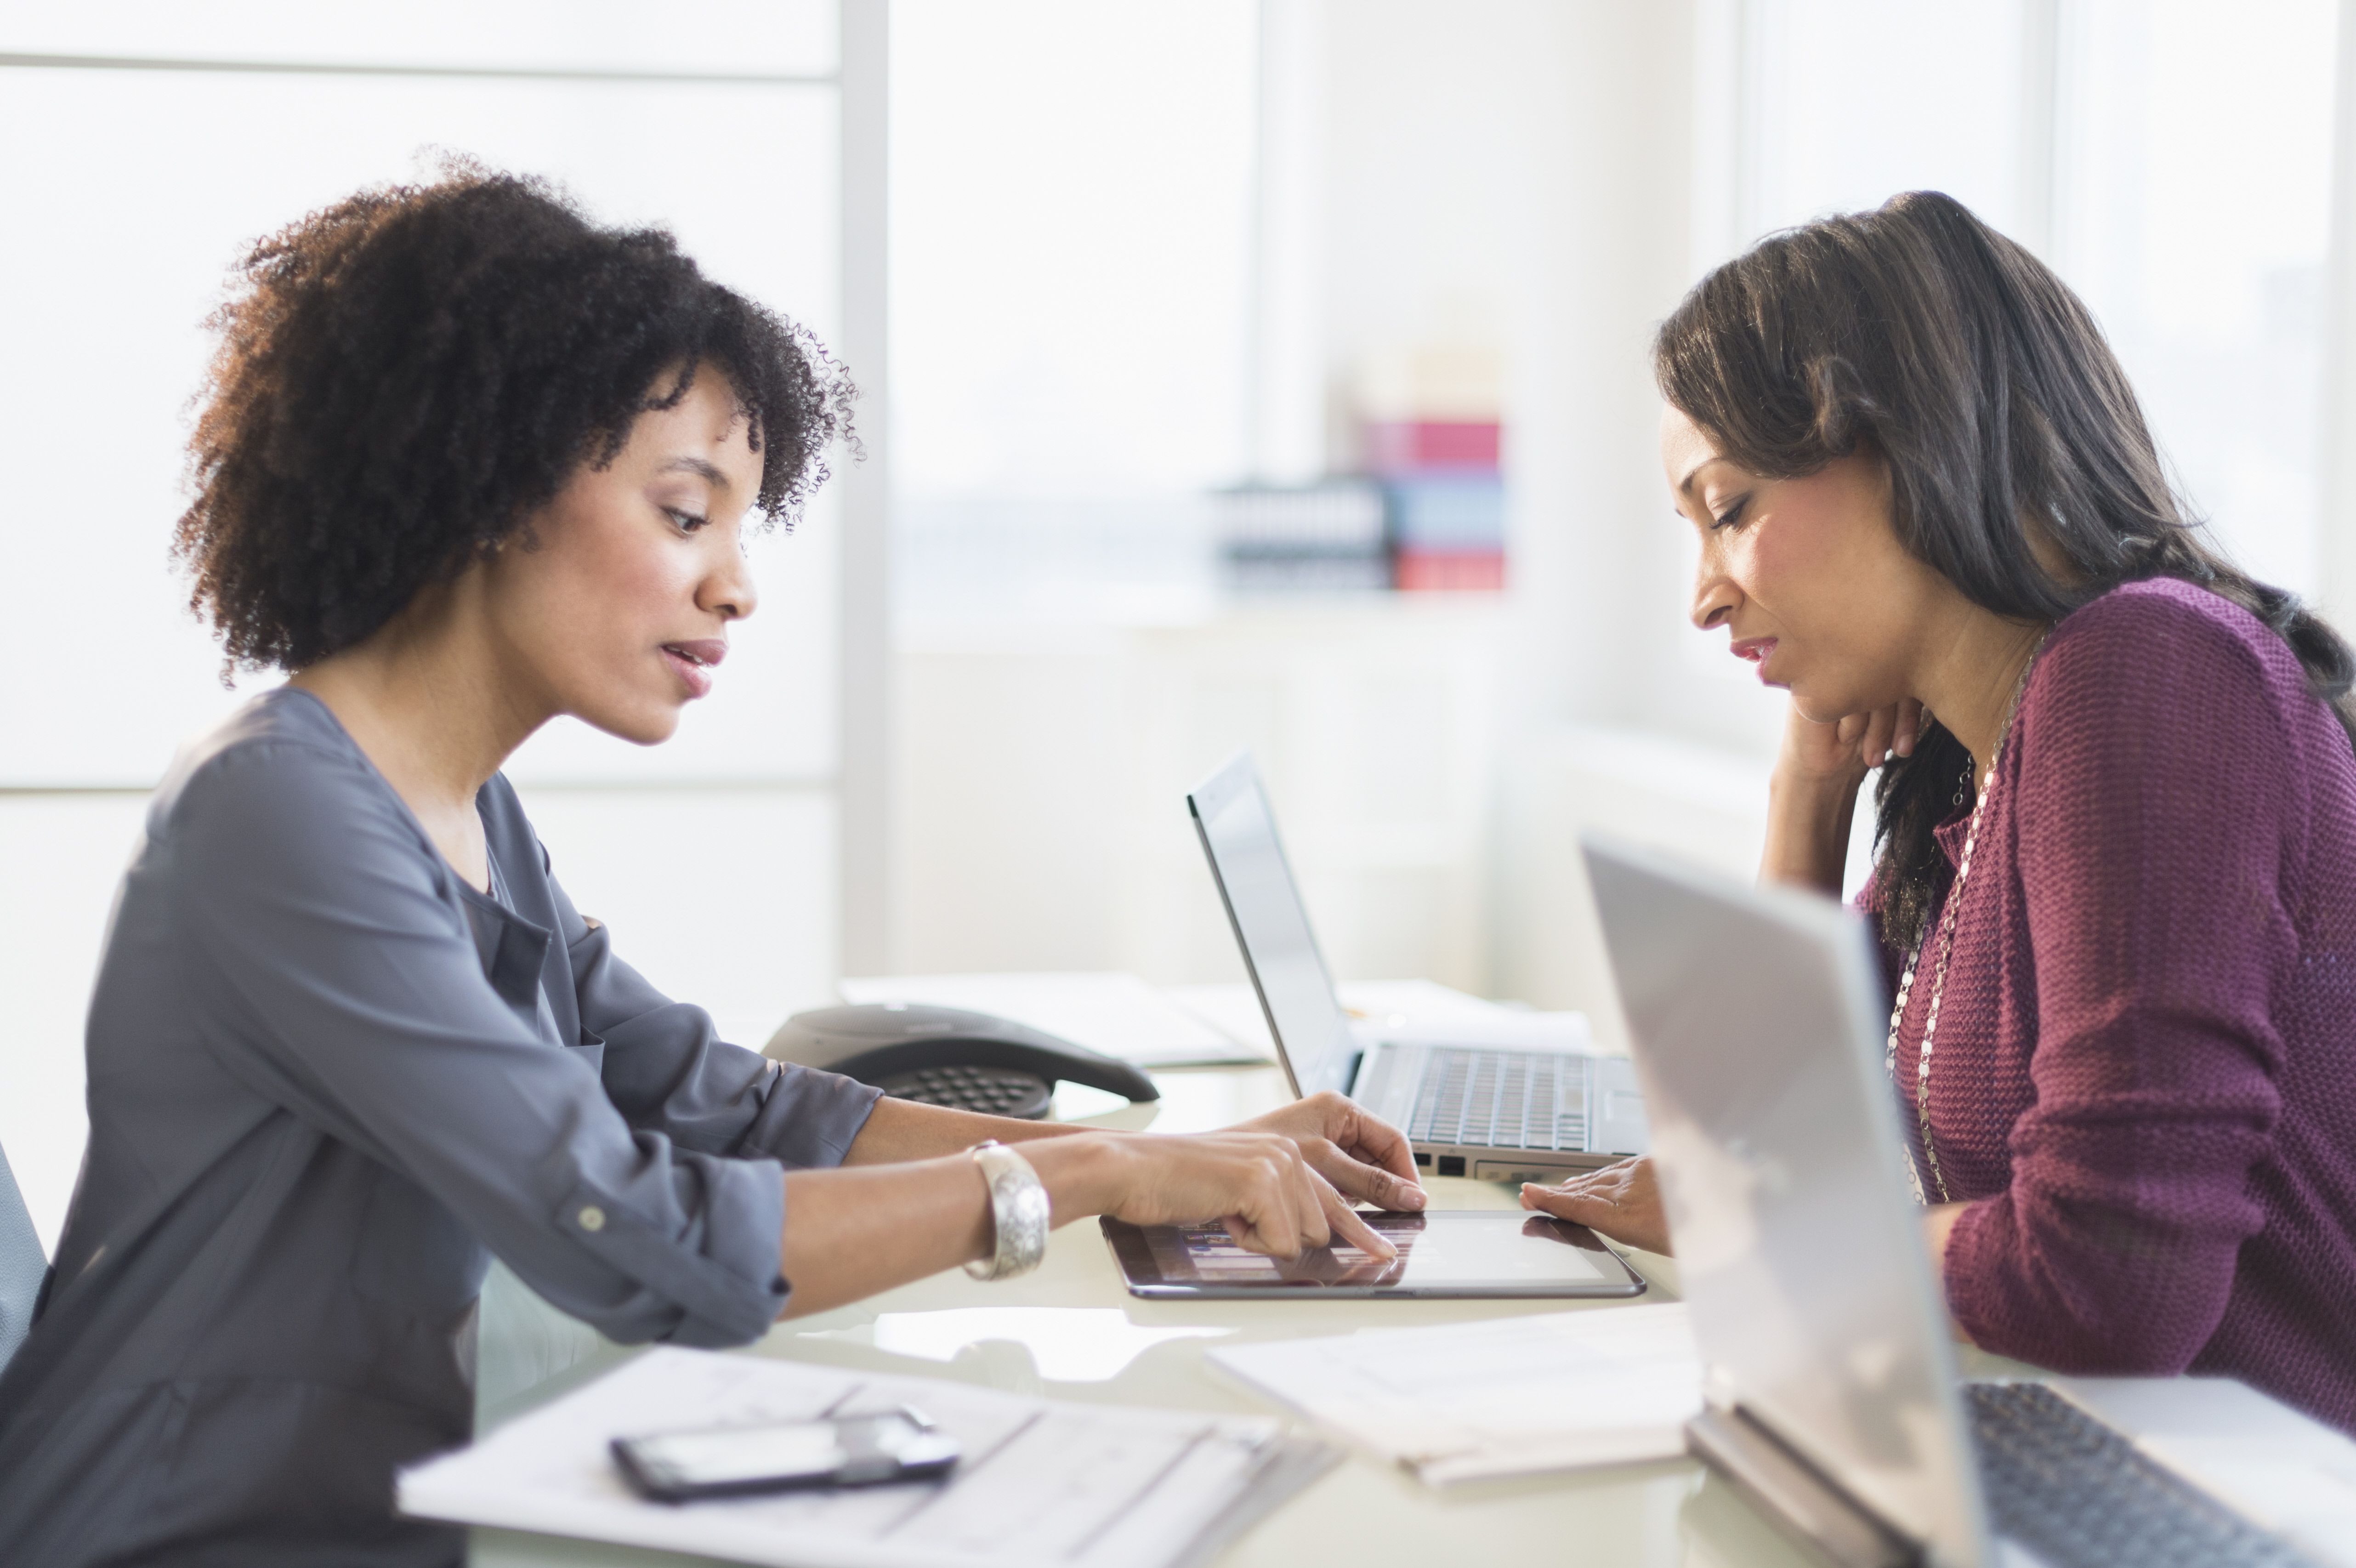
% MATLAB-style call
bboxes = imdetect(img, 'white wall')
[1301,1,1801,1017]
[890,599,1503,993]
[1311,1,1784,750]
[0,798,148,1249]
[1496,727,1775,1044]
[882,3,1803,1026]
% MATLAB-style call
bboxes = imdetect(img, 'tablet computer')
[1100,1210,1648,1299]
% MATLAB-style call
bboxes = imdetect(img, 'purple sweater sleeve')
[1942,592,2290,1372]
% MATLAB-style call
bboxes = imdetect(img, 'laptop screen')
[1580,835,1989,1563]
[1186,754,1357,1096]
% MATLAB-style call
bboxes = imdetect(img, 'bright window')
[2055,0,2339,597]
[1709,0,2340,647]
[890,0,1257,626]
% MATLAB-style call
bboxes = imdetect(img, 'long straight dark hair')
[1653,191,2356,952]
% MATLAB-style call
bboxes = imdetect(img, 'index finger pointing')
[1319,1187,1397,1259]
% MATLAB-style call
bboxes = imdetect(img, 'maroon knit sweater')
[1878,577,2356,1434]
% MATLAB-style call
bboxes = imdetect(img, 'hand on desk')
[1520,1157,1672,1256]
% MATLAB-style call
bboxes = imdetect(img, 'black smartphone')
[610,1407,961,1504]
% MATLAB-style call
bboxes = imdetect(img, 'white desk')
[467,1064,1814,1568]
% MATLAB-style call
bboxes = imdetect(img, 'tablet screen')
[1101,1210,1646,1297]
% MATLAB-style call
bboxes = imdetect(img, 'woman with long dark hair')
[0,166,1425,1566]
[1526,191,2356,1434]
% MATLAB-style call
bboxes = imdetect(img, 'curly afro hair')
[174,160,856,673]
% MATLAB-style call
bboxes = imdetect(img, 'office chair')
[0,1138,47,1375]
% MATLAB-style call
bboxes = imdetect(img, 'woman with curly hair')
[0,166,1425,1566]
[1524,191,2356,1437]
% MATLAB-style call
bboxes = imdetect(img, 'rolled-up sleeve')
[167,739,796,1347]
[550,871,880,1171]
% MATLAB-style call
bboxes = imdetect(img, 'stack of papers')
[1210,1304,1702,1487]
[402,1347,1334,1568]
[1168,979,1595,1059]
[839,972,1270,1068]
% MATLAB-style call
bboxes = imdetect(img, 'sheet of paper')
[1337,978,1521,1026]
[838,972,1270,1067]
[1210,1303,1701,1487]
[1160,983,1283,1056]
[401,1347,1334,1568]
[1167,980,1595,1060]
[1353,1009,1595,1054]
[1165,978,1511,1058]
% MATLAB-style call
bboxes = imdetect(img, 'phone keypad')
[873,1065,1054,1120]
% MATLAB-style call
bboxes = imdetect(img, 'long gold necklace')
[1884,639,2045,1204]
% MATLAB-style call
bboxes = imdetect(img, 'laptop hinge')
[1686,1404,1921,1568]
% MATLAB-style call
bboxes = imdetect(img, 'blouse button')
[577,1205,607,1233]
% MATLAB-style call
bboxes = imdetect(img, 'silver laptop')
[1582,833,2330,1568]
[1187,752,1647,1181]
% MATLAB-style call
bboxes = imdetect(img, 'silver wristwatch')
[964,1140,1050,1281]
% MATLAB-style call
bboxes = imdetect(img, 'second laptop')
[1187,751,1649,1181]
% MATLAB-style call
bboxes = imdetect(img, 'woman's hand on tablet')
[802,1089,1426,1308]
[783,1126,1394,1317]
[1519,1156,1672,1256]
[1234,1091,1427,1215]
[1072,1130,1399,1259]
[1079,1092,1422,1260]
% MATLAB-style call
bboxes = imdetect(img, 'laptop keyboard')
[1966,1382,2319,1567]
[1408,1048,1584,1151]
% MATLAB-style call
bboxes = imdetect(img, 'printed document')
[401,1347,1335,1568]
[1210,1303,1701,1486]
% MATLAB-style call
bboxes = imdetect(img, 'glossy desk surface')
[468,1065,1814,1568]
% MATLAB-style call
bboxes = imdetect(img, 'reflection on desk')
[468,1063,1795,1568]
[810,1308,1231,1382]
[1107,1210,1646,1297]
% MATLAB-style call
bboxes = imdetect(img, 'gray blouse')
[0,688,881,1567]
